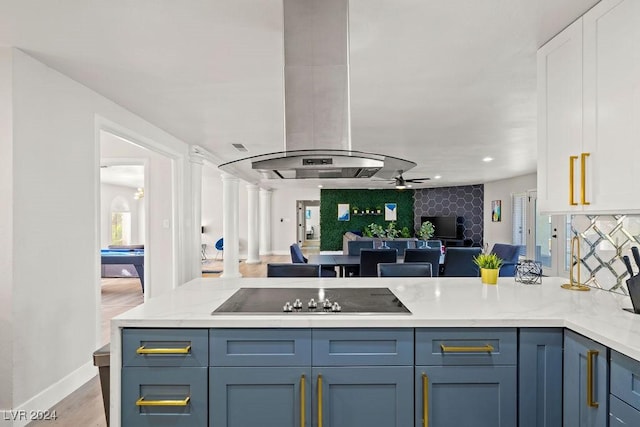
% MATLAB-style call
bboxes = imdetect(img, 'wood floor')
[26,254,291,427]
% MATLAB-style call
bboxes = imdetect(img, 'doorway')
[527,190,570,277]
[296,200,321,250]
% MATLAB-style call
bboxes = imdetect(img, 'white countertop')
[112,276,640,361]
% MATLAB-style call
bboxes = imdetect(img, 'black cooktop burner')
[212,287,411,315]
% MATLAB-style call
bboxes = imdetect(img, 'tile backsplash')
[572,215,640,294]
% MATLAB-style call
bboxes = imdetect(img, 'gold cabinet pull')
[136,396,190,406]
[300,374,306,427]
[317,374,323,427]
[569,155,578,206]
[580,152,590,205]
[422,373,429,427]
[136,345,191,355]
[440,344,494,353]
[587,350,599,408]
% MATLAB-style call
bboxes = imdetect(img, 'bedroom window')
[111,212,131,245]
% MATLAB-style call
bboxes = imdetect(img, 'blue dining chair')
[359,249,397,277]
[267,263,321,277]
[404,248,442,277]
[490,243,521,277]
[442,247,482,277]
[290,243,336,277]
[377,262,433,277]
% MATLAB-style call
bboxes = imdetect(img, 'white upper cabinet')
[583,0,640,213]
[538,0,640,214]
[537,18,583,214]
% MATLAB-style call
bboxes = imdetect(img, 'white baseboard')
[9,361,96,427]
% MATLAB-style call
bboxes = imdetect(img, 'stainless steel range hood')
[219,0,415,181]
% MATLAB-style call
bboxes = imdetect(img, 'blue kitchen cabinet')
[415,365,517,427]
[210,367,311,427]
[312,366,413,427]
[564,329,609,427]
[209,328,413,426]
[610,350,640,425]
[122,328,209,427]
[415,327,517,427]
[518,328,563,427]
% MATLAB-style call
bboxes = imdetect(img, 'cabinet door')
[518,328,563,427]
[312,366,413,427]
[210,367,311,427]
[415,365,516,427]
[121,367,207,427]
[583,0,640,213]
[563,330,608,427]
[537,18,584,214]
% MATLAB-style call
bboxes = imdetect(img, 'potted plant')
[375,205,382,214]
[366,223,385,238]
[400,226,411,238]
[352,206,359,215]
[385,221,400,239]
[473,252,504,285]
[416,220,435,240]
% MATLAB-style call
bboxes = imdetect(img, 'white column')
[189,151,204,279]
[221,173,242,278]
[259,188,273,255]
[245,184,261,264]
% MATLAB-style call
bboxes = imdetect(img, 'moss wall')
[320,189,415,250]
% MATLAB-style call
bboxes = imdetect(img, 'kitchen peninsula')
[111,277,640,427]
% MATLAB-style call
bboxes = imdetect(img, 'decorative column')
[245,184,261,264]
[259,189,273,255]
[189,150,204,280]
[221,173,242,278]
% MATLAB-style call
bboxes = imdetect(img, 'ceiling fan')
[391,174,431,189]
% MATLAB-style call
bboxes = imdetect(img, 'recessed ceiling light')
[434,175,442,179]
[483,157,493,162]
[317,184,323,188]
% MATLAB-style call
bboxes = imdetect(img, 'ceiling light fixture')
[434,175,442,179]
[483,157,494,162]
[133,187,144,199]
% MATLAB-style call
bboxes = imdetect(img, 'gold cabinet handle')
[317,374,323,427]
[300,375,306,427]
[569,155,578,206]
[136,396,190,406]
[587,350,599,408]
[422,373,429,427]
[136,345,191,355]
[581,152,590,205]
[440,344,494,353]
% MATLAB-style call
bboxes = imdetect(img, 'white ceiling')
[0,0,600,189]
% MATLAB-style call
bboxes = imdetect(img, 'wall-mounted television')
[420,216,461,239]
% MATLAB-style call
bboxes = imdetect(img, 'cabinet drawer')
[210,329,311,366]
[312,328,413,366]
[611,350,640,411]
[610,395,640,426]
[122,328,208,367]
[121,367,207,427]
[416,328,516,366]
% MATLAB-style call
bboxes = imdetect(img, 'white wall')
[100,183,143,247]
[0,49,14,411]
[1,48,193,421]
[483,173,536,247]
[101,132,175,298]
[271,187,321,254]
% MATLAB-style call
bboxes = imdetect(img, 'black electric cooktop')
[212,288,411,315]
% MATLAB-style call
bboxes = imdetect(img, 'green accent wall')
[320,189,415,250]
